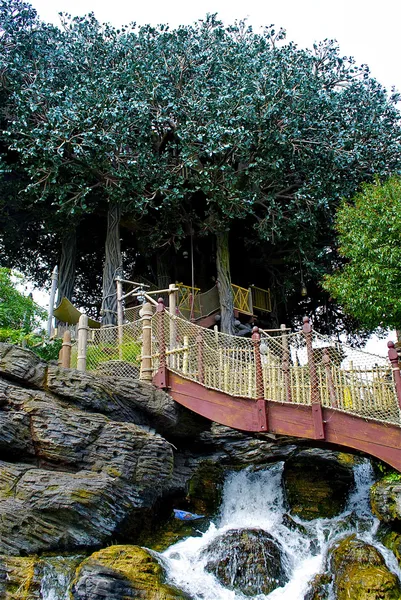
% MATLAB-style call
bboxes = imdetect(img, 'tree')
[323,176,401,331]
[2,7,401,333]
[131,19,401,332]
[0,267,45,341]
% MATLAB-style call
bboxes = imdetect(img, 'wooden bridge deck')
[161,372,401,471]
[73,301,401,471]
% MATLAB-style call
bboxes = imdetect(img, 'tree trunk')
[156,248,171,291]
[102,201,122,326]
[216,231,235,335]
[57,227,77,305]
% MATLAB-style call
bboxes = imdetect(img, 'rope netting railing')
[71,317,144,379]
[68,301,400,427]
[150,310,400,426]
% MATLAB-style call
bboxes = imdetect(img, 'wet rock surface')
[283,449,355,519]
[371,480,401,524]
[330,535,401,600]
[72,545,191,600]
[203,528,289,596]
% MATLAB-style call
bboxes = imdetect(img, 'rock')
[0,555,42,599]
[46,365,209,438]
[0,401,174,554]
[137,516,205,553]
[187,460,225,515]
[283,449,355,520]
[203,528,289,596]
[282,513,308,536]
[381,530,401,566]
[197,423,299,466]
[0,343,47,388]
[303,573,332,600]
[0,554,83,599]
[330,535,401,600]
[371,480,401,524]
[72,545,191,600]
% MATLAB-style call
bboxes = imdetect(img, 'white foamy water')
[40,556,82,600]
[161,461,401,600]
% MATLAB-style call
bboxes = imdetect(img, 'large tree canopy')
[324,176,401,331]
[1,2,401,334]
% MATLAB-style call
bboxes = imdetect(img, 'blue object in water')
[173,509,205,521]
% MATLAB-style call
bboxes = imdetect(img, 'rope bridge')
[67,299,401,469]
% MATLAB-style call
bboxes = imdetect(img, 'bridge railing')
[150,303,400,426]
[68,301,401,427]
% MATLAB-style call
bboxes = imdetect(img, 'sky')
[25,0,399,351]
[28,0,401,95]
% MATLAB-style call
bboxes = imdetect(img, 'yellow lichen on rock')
[0,556,40,600]
[73,545,190,599]
[331,535,401,600]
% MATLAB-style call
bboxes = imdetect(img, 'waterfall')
[161,460,401,599]
[40,556,82,600]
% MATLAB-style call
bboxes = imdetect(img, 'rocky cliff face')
[1,342,401,600]
[0,343,206,556]
[0,343,316,557]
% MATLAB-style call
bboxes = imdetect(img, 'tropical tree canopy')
[324,176,401,331]
[1,1,401,334]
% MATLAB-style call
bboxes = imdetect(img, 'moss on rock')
[0,555,41,599]
[283,450,354,520]
[330,535,401,600]
[370,480,401,524]
[303,573,332,600]
[381,530,401,566]
[72,545,191,599]
[187,460,225,515]
[137,516,204,553]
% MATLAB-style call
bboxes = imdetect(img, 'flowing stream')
[161,461,401,599]
[40,556,83,600]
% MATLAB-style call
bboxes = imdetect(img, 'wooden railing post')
[388,341,401,410]
[168,283,177,353]
[77,314,88,372]
[153,298,168,388]
[252,326,267,431]
[252,326,264,400]
[140,302,153,381]
[322,348,337,408]
[196,334,204,384]
[281,324,292,402]
[61,330,72,369]
[302,316,324,439]
[116,277,124,360]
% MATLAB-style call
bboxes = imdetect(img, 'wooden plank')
[169,373,263,431]
[167,372,401,470]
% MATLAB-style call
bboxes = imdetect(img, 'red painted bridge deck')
[161,372,401,471]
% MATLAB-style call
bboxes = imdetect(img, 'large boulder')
[0,381,174,555]
[202,528,289,596]
[371,480,401,524]
[330,535,401,600]
[72,545,191,600]
[283,449,355,520]
[381,530,401,566]
[46,365,209,438]
[0,343,47,388]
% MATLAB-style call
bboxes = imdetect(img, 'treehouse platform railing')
[68,299,401,429]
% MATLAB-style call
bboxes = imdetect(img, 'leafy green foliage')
[32,338,62,362]
[1,5,401,333]
[323,177,401,330]
[0,267,45,333]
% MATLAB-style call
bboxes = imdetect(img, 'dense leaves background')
[1,0,401,335]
